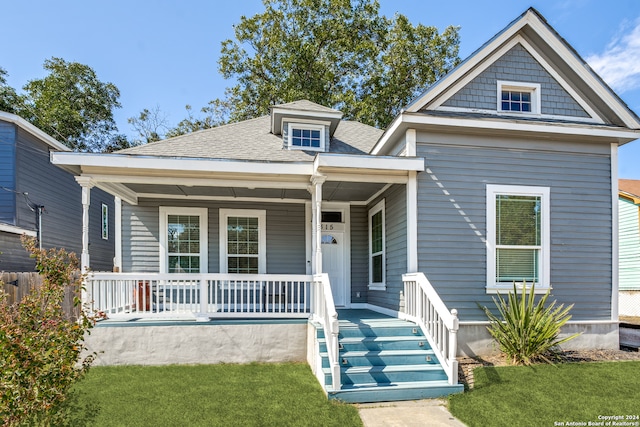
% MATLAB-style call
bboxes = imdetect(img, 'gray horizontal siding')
[350,205,368,303]
[441,43,589,118]
[367,185,406,310]
[0,231,36,271]
[0,121,16,224]
[416,140,612,322]
[13,127,113,270]
[122,200,306,274]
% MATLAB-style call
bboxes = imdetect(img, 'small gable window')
[497,81,541,115]
[287,123,325,151]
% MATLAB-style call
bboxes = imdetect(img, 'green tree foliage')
[18,57,122,152]
[479,282,581,365]
[0,236,101,426]
[0,67,23,115]
[216,0,460,128]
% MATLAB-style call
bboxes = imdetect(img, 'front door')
[322,222,346,307]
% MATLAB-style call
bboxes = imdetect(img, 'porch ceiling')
[120,181,388,203]
[51,152,424,206]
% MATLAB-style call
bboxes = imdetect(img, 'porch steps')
[318,313,463,403]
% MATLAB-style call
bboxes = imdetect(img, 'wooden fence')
[1,272,80,318]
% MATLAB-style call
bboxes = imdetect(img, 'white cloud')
[586,18,640,93]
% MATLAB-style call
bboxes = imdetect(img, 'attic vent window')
[497,81,541,115]
[287,123,325,151]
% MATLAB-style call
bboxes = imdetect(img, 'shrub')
[479,281,580,365]
[0,236,101,426]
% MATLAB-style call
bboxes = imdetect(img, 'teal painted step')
[323,364,448,385]
[319,335,430,352]
[320,349,439,368]
[327,380,464,403]
[317,310,464,403]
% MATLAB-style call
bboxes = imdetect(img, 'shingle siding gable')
[439,44,589,118]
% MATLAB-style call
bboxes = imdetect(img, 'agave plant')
[480,282,581,365]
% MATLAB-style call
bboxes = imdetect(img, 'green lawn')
[449,361,640,427]
[68,363,362,427]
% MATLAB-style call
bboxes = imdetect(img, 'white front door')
[322,223,346,306]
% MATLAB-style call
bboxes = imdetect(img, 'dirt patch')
[458,348,640,389]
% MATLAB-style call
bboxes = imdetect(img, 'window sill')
[368,284,386,291]
[486,285,551,295]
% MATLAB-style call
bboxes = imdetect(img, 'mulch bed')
[457,348,640,389]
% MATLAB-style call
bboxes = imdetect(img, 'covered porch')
[52,150,461,395]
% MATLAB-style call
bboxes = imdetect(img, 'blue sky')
[2,0,640,178]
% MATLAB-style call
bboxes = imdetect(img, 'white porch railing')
[312,273,340,391]
[402,272,459,385]
[87,272,314,319]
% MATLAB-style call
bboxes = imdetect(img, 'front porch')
[84,270,462,402]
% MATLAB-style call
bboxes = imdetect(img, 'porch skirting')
[456,321,620,357]
[84,319,308,366]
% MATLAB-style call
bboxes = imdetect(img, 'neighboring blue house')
[0,111,115,272]
[619,179,640,317]
[52,8,640,402]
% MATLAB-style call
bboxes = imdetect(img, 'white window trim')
[368,199,386,290]
[159,207,208,273]
[486,185,550,294]
[287,122,326,152]
[101,203,109,240]
[497,80,541,115]
[219,208,266,274]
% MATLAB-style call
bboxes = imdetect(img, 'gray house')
[52,8,640,402]
[0,111,114,272]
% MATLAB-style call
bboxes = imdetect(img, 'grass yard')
[449,361,640,427]
[67,363,362,427]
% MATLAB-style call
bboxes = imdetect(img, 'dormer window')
[497,81,541,115]
[287,123,326,151]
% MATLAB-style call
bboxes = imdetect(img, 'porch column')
[311,175,326,274]
[114,196,122,272]
[75,176,94,273]
[406,170,418,273]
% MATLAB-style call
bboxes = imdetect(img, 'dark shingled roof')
[117,115,382,161]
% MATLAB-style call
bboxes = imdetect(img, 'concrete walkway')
[357,399,467,427]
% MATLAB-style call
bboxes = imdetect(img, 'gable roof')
[0,111,70,152]
[620,179,640,203]
[372,7,640,154]
[117,115,381,162]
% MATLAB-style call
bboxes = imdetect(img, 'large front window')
[486,185,549,293]
[159,207,208,273]
[220,209,266,274]
[368,199,385,290]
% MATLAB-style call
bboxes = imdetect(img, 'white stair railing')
[402,272,459,385]
[312,273,340,391]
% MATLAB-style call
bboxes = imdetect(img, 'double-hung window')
[159,207,208,273]
[368,200,385,290]
[219,209,266,274]
[486,185,549,293]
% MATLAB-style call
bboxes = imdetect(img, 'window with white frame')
[287,123,325,151]
[159,207,208,273]
[219,209,266,274]
[368,199,385,290]
[497,81,541,115]
[486,185,550,293]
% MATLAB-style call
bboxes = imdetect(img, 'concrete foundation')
[456,321,620,357]
[84,320,308,366]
